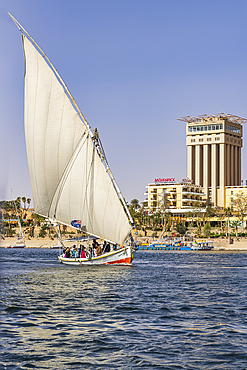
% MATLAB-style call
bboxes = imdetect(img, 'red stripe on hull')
[103,257,132,265]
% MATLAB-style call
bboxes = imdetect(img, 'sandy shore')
[1,236,247,251]
[0,237,60,248]
[209,239,247,251]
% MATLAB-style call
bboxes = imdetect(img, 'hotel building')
[178,113,246,208]
[146,178,205,218]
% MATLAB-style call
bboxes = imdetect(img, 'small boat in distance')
[8,237,26,248]
[191,241,214,251]
[10,14,136,265]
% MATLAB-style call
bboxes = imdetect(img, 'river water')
[1,248,247,369]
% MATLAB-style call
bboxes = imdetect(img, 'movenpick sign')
[155,178,175,183]
[154,177,193,184]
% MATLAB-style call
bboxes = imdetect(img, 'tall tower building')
[178,113,246,208]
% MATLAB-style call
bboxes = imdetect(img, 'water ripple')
[0,248,247,369]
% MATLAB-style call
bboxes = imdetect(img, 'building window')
[188,124,223,133]
[226,124,240,134]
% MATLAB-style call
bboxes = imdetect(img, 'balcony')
[183,191,205,196]
[182,198,205,202]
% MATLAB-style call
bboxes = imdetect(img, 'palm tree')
[26,198,31,210]
[16,197,21,210]
[224,207,231,243]
[215,207,225,234]
[22,197,26,210]
[130,199,140,211]
[231,220,241,237]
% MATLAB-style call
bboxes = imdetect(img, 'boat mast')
[9,13,135,234]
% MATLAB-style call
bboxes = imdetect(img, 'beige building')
[225,186,247,209]
[178,113,246,207]
[146,178,205,211]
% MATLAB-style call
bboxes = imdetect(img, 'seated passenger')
[75,248,80,258]
[81,247,86,258]
[92,239,99,248]
[102,241,107,254]
[72,246,76,257]
[65,247,71,258]
[105,243,110,253]
[96,244,102,256]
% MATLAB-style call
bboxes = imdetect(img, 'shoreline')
[1,237,247,251]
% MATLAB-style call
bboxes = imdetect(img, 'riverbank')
[208,239,247,251]
[1,236,247,250]
[0,237,59,248]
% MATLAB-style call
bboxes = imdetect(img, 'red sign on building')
[154,178,175,183]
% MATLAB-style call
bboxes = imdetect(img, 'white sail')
[23,35,132,245]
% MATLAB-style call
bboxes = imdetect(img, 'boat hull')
[137,244,191,251]
[137,241,214,251]
[7,245,25,248]
[58,246,133,265]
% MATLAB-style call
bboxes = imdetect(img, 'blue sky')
[1,0,247,204]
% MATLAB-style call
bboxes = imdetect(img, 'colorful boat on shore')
[137,239,214,251]
[11,14,136,265]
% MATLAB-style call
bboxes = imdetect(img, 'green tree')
[16,197,21,210]
[175,222,188,236]
[31,213,45,227]
[231,220,241,237]
[188,202,206,235]
[130,199,140,211]
[22,197,26,210]
[203,222,211,238]
[26,198,31,210]
[215,207,225,234]
[224,207,232,242]
[233,191,247,233]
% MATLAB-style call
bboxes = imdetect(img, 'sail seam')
[48,131,87,217]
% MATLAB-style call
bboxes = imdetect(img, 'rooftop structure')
[178,113,247,125]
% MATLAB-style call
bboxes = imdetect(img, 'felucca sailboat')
[10,14,136,265]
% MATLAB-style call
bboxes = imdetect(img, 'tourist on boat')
[81,246,86,258]
[65,247,71,258]
[96,243,102,256]
[78,244,83,257]
[92,239,99,248]
[102,241,107,253]
[75,248,80,258]
[72,245,76,257]
[105,243,110,253]
[92,239,99,256]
